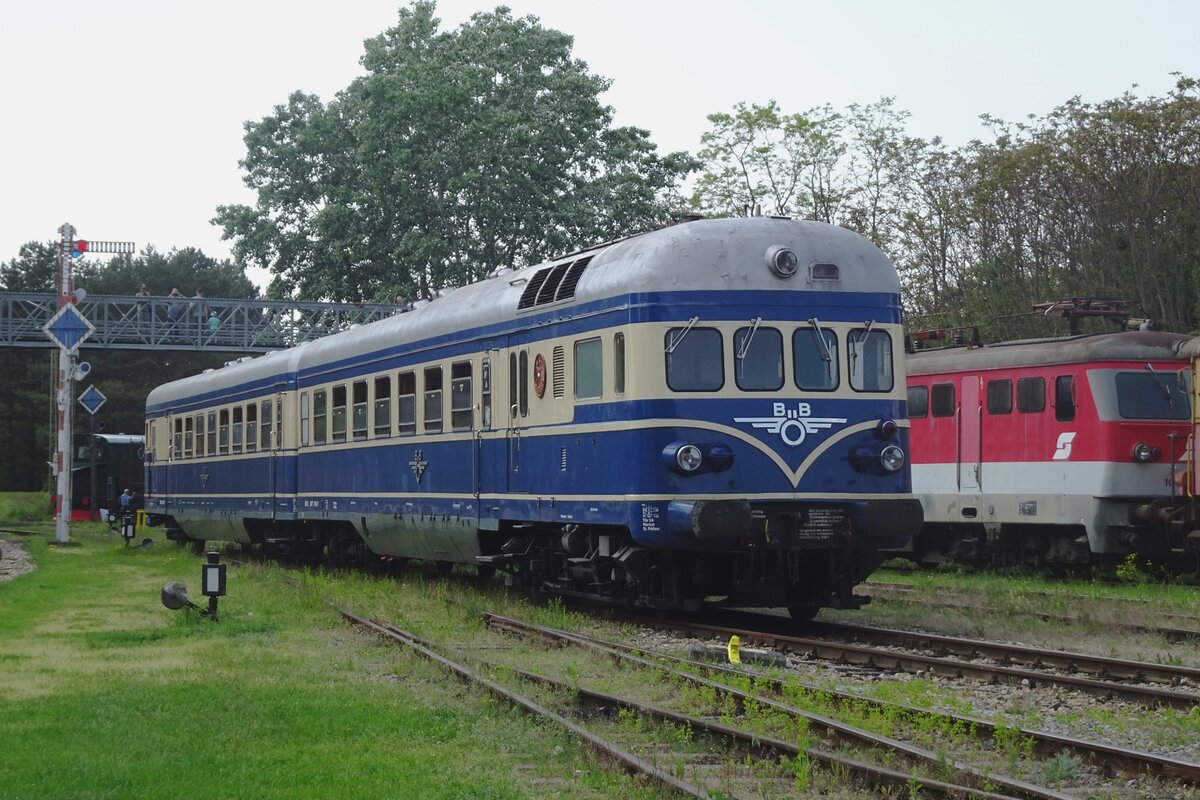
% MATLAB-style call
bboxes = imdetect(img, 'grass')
[0,525,661,800]
[0,491,52,525]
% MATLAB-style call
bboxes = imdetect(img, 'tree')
[214,1,696,302]
[691,101,847,220]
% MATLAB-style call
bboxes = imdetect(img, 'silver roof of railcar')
[907,330,1191,376]
[149,217,897,410]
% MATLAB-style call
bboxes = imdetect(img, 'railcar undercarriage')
[478,522,875,620]
[155,515,882,618]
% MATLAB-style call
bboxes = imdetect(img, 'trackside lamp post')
[201,551,227,619]
[160,551,226,620]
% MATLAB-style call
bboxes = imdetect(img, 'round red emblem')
[533,353,547,398]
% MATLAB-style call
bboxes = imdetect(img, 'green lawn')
[0,527,646,800]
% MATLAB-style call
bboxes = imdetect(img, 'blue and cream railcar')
[145,217,921,617]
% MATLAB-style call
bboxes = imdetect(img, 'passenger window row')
[170,398,275,460]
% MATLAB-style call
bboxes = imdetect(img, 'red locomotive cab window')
[1055,376,1076,422]
[986,379,1012,414]
[931,383,955,417]
[1017,377,1045,413]
[906,385,928,418]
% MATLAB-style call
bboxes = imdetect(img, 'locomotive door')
[958,376,982,490]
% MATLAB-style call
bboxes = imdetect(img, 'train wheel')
[787,604,819,621]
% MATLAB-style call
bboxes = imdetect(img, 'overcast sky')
[3,0,1197,290]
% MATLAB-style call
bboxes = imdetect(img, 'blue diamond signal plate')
[78,385,107,415]
[43,304,96,354]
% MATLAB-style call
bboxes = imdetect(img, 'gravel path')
[0,537,35,582]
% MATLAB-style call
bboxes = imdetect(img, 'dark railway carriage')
[905,331,1197,568]
[145,217,922,618]
[71,433,145,521]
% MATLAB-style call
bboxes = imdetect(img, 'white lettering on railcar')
[734,402,847,447]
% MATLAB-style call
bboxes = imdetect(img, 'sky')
[2,0,1198,291]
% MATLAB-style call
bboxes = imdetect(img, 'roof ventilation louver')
[554,256,593,301]
[517,267,551,309]
[535,262,571,305]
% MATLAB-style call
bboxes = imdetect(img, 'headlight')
[880,445,905,472]
[765,245,799,278]
[877,418,898,438]
[676,444,703,472]
[1131,442,1158,462]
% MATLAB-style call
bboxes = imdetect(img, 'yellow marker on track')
[727,634,741,664]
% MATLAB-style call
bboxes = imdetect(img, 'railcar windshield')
[848,328,894,392]
[1115,370,1190,420]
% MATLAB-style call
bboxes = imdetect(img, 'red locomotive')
[904,325,1198,570]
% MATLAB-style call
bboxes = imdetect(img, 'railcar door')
[269,391,289,520]
[959,376,982,490]
[507,340,531,493]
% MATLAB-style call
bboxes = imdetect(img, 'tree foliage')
[214,1,697,302]
[692,78,1200,339]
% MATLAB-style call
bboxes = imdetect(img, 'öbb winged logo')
[735,402,847,447]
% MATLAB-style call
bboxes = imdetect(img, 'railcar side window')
[207,411,216,453]
[331,385,348,443]
[424,367,443,433]
[184,416,194,458]
[1055,376,1076,422]
[352,380,368,441]
[793,327,838,391]
[1017,377,1045,413]
[232,407,243,453]
[907,385,928,418]
[1115,371,1189,419]
[848,328,894,392]
[172,418,182,459]
[986,379,1012,414]
[518,351,529,416]
[734,326,783,391]
[300,393,310,447]
[614,333,625,396]
[374,376,391,437]
[665,327,723,391]
[398,372,416,436]
[313,390,327,445]
[194,414,205,457]
[575,338,603,399]
[931,383,955,417]
[261,400,273,450]
[451,361,472,431]
[481,357,492,429]
[219,409,230,453]
[348,381,367,440]
[245,404,257,452]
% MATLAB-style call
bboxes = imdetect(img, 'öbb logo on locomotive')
[143,216,922,620]
[735,402,848,447]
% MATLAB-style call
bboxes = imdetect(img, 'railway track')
[339,604,1077,798]
[860,581,1200,641]
[485,612,1200,790]
[618,610,1200,711]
